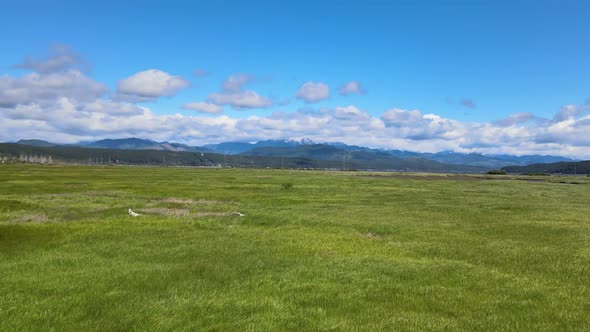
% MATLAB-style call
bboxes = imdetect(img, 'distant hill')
[0,143,303,168]
[422,152,514,168]
[83,138,209,152]
[202,142,258,155]
[244,144,350,159]
[16,139,57,147]
[489,154,574,165]
[241,144,484,172]
[0,143,486,173]
[85,138,166,150]
[401,151,573,168]
[229,140,573,168]
[244,144,401,162]
[502,161,590,174]
[204,138,316,155]
[159,142,210,153]
[4,136,576,169]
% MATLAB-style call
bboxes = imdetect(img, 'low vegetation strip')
[502,160,590,174]
[1,165,589,330]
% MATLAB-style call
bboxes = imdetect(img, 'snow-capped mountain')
[285,138,316,145]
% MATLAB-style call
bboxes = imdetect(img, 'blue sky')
[1,1,589,157]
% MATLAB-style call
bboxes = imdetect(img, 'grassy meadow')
[1,165,589,331]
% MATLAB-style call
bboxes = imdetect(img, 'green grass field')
[1,165,589,331]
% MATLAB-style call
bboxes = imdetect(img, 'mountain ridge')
[0,143,485,173]
[11,137,574,168]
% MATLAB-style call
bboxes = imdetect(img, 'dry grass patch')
[137,206,243,218]
[360,232,383,239]
[195,212,243,217]
[14,214,49,223]
[139,208,191,216]
[159,197,197,204]
[47,191,125,198]
[157,197,226,205]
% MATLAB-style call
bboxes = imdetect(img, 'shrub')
[487,170,507,175]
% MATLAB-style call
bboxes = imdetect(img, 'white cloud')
[381,108,423,126]
[0,70,108,108]
[116,69,190,102]
[339,81,364,95]
[222,74,252,92]
[296,82,330,103]
[183,102,223,114]
[208,91,272,109]
[333,105,370,121]
[14,44,88,74]
[205,73,272,109]
[552,104,588,123]
[81,99,147,116]
[4,98,590,158]
[3,47,590,158]
[494,112,535,127]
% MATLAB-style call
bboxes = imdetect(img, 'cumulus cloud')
[339,81,364,95]
[14,44,88,74]
[333,105,370,121]
[208,91,272,109]
[3,47,590,158]
[381,108,423,126]
[296,82,330,102]
[2,98,145,122]
[222,74,252,92]
[116,69,190,102]
[494,112,535,127]
[535,118,590,147]
[0,70,108,108]
[82,100,147,116]
[552,104,588,123]
[182,102,223,114]
[206,73,271,109]
[1,44,107,108]
[4,96,590,158]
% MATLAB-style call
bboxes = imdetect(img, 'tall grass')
[1,165,589,330]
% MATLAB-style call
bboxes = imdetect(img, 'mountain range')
[11,137,575,170]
